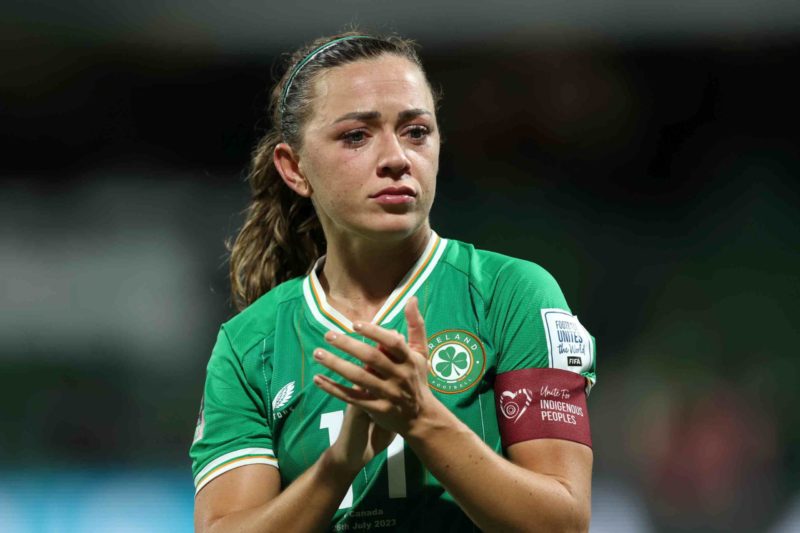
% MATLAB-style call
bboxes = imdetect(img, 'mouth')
[370,186,417,198]
[369,186,417,205]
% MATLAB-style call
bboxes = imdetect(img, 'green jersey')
[190,233,596,532]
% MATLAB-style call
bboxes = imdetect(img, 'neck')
[318,224,432,323]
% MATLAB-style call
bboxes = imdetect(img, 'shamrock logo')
[427,330,486,394]
[434,345,469,380]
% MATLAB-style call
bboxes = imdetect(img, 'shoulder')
[441,239,563,303]
[219,276,306,356]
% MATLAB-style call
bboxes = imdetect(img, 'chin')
[355,214,428,241]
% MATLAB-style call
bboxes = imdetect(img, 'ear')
[274,142,312,198]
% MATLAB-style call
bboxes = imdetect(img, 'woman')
[191,31,597,532]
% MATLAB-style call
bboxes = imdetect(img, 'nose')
[376,133,411,179]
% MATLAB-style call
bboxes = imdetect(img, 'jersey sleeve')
[487,260,596,448]
[189,327,277,494]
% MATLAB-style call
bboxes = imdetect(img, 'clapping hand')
[313,297,436,436]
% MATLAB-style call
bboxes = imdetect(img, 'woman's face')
[296,54,439,242]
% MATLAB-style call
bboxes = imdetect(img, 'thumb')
[405,296,428,356]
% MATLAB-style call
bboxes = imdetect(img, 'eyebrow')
[332,108,431,125]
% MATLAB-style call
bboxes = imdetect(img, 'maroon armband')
[495,368,591,448]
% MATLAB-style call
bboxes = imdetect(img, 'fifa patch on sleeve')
[540,309,593,374]
[495,368,591,448]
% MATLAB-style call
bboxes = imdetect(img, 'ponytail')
[228,132,324,311]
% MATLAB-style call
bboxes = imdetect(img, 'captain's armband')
[494,368,591,448]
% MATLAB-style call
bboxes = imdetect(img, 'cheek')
[331,157,370,198]
[309,157,369,214]
[413,147,439,184]
[338,151,370,177]
[305,148,361,193]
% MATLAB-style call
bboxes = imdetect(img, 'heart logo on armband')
[499,388,533,423]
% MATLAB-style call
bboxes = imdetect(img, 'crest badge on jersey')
[426,329,486,393]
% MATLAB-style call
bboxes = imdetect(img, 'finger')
[405,296,428,356]
[314,348,387,394]
[315,374,374,401]
[351,322,409,363]
[313,374,384,410]
[325,331,399,375]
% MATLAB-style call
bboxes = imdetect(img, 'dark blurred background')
[1,2,799,532]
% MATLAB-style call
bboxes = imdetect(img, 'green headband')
[280,35,373,116]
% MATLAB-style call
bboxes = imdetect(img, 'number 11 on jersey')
[320,410,407,509]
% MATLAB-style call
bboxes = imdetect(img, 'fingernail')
[325,331,338,341]
[314,350,325,361]
[353,322,363,331]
